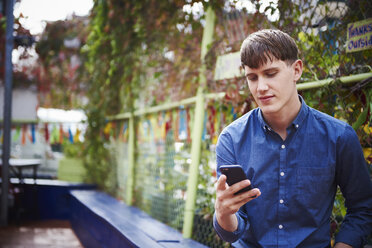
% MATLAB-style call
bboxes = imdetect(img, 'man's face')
[244,58,302,116]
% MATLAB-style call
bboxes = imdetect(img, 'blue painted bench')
[6,178,96,221]
[69,190,208,248]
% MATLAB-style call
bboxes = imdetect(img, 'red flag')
[45,123,49,143]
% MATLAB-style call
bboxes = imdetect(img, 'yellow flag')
[74,128,81,143]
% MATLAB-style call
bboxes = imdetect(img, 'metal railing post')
[125,114,135,205]
[182,6,215,239]
[1,0,14,227]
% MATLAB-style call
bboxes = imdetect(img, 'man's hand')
[214,174,261,232]
[334,243,352,248]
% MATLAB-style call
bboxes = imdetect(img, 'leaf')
[352,106,368,131]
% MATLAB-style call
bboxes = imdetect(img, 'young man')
[213,29,372,247]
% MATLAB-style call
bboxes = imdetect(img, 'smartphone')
[220,165,252,195]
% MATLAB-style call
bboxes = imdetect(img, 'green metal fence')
[134,114,188,231]
[111,103,233,247]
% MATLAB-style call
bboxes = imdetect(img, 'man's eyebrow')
[245,72,256,77]
[263,67,279,72]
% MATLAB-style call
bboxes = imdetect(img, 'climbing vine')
[81,0,221,191]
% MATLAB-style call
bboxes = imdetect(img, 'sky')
[14,0,94,35]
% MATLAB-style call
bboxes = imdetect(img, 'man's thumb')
[216,174,227,191]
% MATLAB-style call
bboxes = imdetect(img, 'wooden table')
[0,159,41,183]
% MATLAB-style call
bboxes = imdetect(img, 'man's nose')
[257,78,269,92]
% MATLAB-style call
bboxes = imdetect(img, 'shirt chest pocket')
[296,167,335,209]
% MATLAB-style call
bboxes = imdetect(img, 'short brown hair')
[240,29,299,68]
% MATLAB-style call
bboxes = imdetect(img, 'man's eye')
[247,76,257,81]
[267,72,277,77]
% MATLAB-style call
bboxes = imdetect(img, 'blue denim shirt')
[213,97,372,247]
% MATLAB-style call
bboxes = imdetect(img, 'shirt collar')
[291,95,308,129]
[257,108,270,131]
[258,95,309,132]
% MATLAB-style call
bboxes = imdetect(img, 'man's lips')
[258,95,274,101]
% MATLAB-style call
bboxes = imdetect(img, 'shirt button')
[295,124,299,128]
[279,199,284,204]
[281,144,285,149]
[279,224,283,229]
[280,172,285,177]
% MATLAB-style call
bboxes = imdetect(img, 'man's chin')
[260,106,277,115]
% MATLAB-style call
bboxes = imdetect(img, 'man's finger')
[216,174,227,191]
[232,188,261,206]
[238,188,261,200]
[229,179,251,194]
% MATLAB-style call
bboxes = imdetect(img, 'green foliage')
[35,17,90,108]
[82,0,208,191]
[82,0,371,244]
[62,141,83,158]
[0,13,36,88]
[200,0,372,245]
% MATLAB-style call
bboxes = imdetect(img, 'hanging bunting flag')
[171,109,177,142]
[136,120,144,144]
[121,122,128,142]
[59,124,64,144]
[21,124,27,145]
[31,124,36,144]
[160,111,166,141]
[232,106,237,120]
[74,128,81,143]
[142,119,148,143]
[110,122,116,139]
[208,106,216,140]
[68,127,74,143]
[12,126,21,143]
[136,121,142,144]
[50,125,59,144]
[113,122,119,140]
[202,110,208,141]
[150,116,157,142]
[103,122,112,139]
[44,123,49,143]
[150,116,160,142]
[175,109,180,142]
[144,119,149,143]
[186,107,191,143]
[179,108,187,141]
[27,124,33,143]
[146,118,154,143]
[165,110,173,136]
[107,121,116,140]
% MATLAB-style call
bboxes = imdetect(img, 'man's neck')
[263,96,302,140]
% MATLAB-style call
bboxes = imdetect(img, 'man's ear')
[292,59,303,82]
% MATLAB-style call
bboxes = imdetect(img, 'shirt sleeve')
[213,211,248,243]
[216,130,237,173]
[335,125,372,247]
[213,130,249,243]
